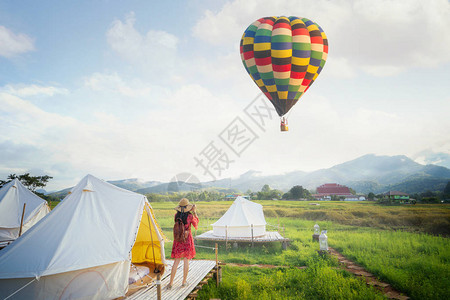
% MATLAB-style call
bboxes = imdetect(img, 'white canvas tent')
[0,174,166,300]
[0,179,50,244]
[212,196,266,238]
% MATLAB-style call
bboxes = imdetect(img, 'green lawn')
[199,263,385,300]
[331,229,450,299]
[152,201,450,300]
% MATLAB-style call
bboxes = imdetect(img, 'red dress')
[171,213,199,259]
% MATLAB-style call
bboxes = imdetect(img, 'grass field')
[152,200,450,235]
[151,201,450,300]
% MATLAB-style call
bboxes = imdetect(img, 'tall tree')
[286,185,311,200]
[261,184,271,193]
[290,185,304,199]
[257,184,282,200]
[0,173,53,191]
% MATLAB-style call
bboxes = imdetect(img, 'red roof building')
[313,183,353,199]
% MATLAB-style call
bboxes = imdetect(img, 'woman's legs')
[168,258,181,287]
[182,257,189,285]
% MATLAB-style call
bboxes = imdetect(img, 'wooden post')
[282,224,285,238]
[18,203,26,237]
[215,243,219,287]
[251,224,254,247]
[156,273,161,300]
[225,225,228,249]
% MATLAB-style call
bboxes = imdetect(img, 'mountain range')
[49,154,450,197]
[195,154,450,194]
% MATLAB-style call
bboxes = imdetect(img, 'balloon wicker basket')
[280,124,289,131]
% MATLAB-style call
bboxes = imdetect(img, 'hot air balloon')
[240,16,328,131]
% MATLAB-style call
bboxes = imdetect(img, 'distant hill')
[49,154,450,197]
[49,178,161,199]
[202,154,450,194]
[384,176,450,194]
[137,181,201,194]
[35,188,48,195]
[107,178,161,192]
[202,170,308,193]
[49,187,72,200]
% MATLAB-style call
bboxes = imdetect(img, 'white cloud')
[1,84,69,97]
[321,56,357,79]
[222,93,450,176]
[192,0,344,47]
[2,4,449,191]
[0,25,35,58]
[0,91,156,189]
[331,0,450,75]
[360,65,404,77]
[193,0,450,76]
[106,12,178,70]
[413,149,450,168]
[0,82,240,190]
[83,72,152,98]
[1,77,448,190]
[0,92,77,141]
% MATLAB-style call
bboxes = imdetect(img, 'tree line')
[146,190,226,202]
[251,184,312,200]
[2,173,449,204]
[366,182,450,204]
[145,184,314,202]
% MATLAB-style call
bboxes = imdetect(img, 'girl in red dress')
[167,198,199,289]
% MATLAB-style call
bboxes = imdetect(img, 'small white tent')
[212,196,266,238]
[0,179,50,244]
[0,174,166,300]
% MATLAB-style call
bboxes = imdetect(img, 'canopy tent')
[0,174,166,300]
[0,179,50,243]
[212,196,266,238]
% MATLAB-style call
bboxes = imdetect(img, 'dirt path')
[328,247,409,300]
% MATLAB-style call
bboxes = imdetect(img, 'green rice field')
[152,201,450,300]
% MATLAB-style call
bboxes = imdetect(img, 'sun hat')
[175,198,194,212]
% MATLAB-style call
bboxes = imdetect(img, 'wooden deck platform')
[126,260,216,300]
[195,230,289,243]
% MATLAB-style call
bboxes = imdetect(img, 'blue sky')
[1,0,449,190]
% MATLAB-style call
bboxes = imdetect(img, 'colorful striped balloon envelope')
[240,16,328,129]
